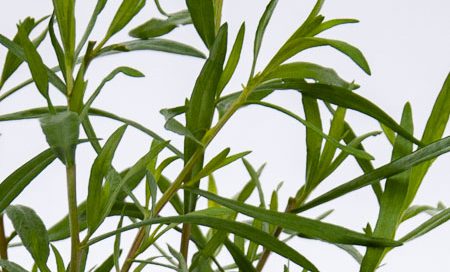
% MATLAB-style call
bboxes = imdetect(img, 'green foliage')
[0,1,448,272]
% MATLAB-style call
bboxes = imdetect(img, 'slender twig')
[66,164,81,272]
[0,215,8,260]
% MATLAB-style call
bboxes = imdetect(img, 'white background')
[0,0,449,271]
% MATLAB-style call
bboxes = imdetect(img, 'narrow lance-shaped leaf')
[1,17,47,89]
[186,0,216,48]
[17,23,50,100]
[406,73,450,206]
[0,33,66,94]
[400,208,450,243]
[265,37,371,75]
[184,24,228,212]
[88,214,319,272]
[0,106,182,158]
[86,126,127,234]
[129,10,191,38]
[98,39,206,59]
[217,22,245,97]
[361,103,414,272]
[51,245,66,272]
[0,149,57,213]
[104,0,145,41]
[302,96,323,188]
[251,0,278,77]
[247,100,374,160]
[296,136,450,213]
[189,188,401,247]
[52,0,76,63]
[265,62,357,90]
[308,18,359,37]
[259,79,422,146]
[6,205,51,272]
[311,107,347,189]
[80,66,145,121]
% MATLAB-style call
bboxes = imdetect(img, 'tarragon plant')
[0,0,449,271]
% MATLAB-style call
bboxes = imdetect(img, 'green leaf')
[251,0,278,77]
[86,126,127,234]
[187,149,251,186]
[406,73,450,206]
[266,37,371,75]
[401,203,445,223]
[0,33,66,94]
[52,0,76,62]
[40,111,80,165]
[75,0,108,57]
[80,66,144,121]
[186,0,216,48]
[159,107,203,145]
[105,0,145,40]
[0,17,47,88]
[322,131,381,181]
[310,107,347,188]
[259,79,421,146]
[361,103,414,272]
[0,260,29,272]
[296,136,450,213]
[88,214,319,272]
[224,239,257,272]
[98,38,206,59]
[247,100,374,160]
[184,23,228,212]
[265,62,356,89]
[0,106,183,158]
[287,0,324,42]
[17,23,49,99]
[400,208,450,242]
[51,245,66,272]
[168,245,188,271]
[129,10,191,38]
[302,96,323,188]
[308,18,359,37]
[217,23,245,97]
[190,189,401,247]
[243,159,267,208]
[92,253,116,272]
[49,14,67,79]
[207,175,218,208]
[0,149,57,213]
[6,205,50,272]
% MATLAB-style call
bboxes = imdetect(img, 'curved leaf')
[98,39,206,59]
[258,79,421,146]
[0,149,57,213]
[189,189,401,247]
[186,0,216,48]
[87,214,319,272]
[296,136,450,213]
[266,37,371,75]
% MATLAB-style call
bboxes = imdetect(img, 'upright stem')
[0,215,8,260]
[66,164,81,272]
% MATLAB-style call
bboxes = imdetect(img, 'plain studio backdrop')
[0,1,449,271]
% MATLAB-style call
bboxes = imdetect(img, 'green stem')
[66,164,81,272]
[0,215,8,260]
